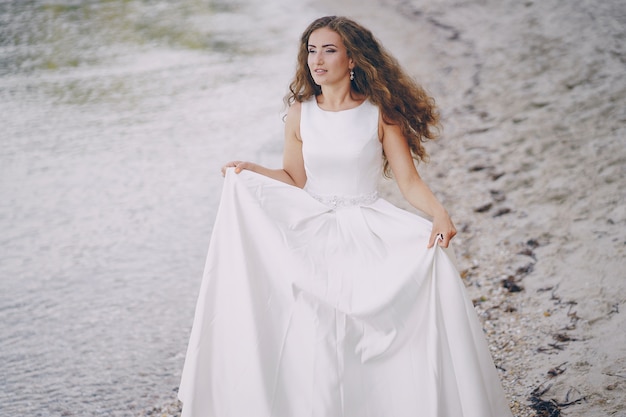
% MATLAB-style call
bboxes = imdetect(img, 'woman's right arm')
[221,102,307,188]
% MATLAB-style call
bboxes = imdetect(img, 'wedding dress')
[178,98,513,417]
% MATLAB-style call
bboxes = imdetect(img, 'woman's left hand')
[428,212,457,248]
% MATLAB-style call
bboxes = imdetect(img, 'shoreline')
[140,0,625,415]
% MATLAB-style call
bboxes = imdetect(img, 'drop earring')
[350,70,354,80]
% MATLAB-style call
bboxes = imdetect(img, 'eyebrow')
[308,43,338,48]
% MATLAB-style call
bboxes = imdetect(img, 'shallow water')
[0,1,320,415]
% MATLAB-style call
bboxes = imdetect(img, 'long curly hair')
[285,16,440,175]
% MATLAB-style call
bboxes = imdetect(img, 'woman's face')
[307,27,353,87]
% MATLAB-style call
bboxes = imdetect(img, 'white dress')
[178,99,513,417]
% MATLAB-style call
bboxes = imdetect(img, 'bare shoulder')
[285,101,303,141]
[286,100,302,120]
[378,111,403,143]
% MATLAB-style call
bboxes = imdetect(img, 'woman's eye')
[326,49,336,53]
[308,49,316,53]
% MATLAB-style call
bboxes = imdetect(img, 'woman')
[179,16,513,417]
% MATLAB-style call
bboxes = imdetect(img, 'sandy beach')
[140,0,625,415]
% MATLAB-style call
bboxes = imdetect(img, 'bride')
[178,15,513,417]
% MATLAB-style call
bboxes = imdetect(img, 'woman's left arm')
[381,119,457,248]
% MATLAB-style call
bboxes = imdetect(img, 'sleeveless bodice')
[300,98,382,204]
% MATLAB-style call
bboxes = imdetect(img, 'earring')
[350,70,354,80]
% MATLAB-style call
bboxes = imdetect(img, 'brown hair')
[285,16,440,175]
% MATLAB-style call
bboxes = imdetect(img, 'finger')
[221,164,232,176]
[222,161,236,175]
[440,233,453,248]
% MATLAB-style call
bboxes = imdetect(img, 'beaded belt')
[307,190,379,209]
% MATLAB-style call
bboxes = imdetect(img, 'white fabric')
[178,99,513,417]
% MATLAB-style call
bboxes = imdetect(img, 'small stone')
[493,207,512,217]
[474,202,493,213]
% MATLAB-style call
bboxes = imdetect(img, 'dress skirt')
[178,169,513,417]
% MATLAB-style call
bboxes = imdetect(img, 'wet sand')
[140,0,625,415]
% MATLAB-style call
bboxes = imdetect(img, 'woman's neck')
[317,85,364,111]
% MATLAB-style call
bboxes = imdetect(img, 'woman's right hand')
[221,161,257,177]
